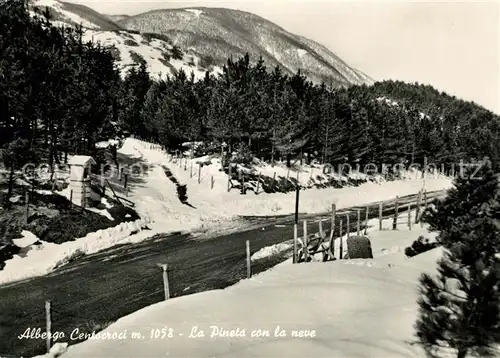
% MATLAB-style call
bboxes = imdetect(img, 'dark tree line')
[1,0,121,201]
[3,0,500,198]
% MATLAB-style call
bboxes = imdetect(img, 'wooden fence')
[292,189,442,263]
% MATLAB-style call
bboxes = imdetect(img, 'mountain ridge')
[32,0,373,86]
[117,6,373,86]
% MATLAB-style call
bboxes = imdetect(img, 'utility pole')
[294,185,300,225]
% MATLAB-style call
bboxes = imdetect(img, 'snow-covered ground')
[57,211,443,358]
[34,0,99,29]
[80,30,223,80]
[0,219,150,286]
[0,137,451,286]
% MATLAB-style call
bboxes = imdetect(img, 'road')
[0,190,443,357]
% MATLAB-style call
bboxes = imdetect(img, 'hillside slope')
[33,0,123,30]
[34,0,372,87]
[31,0,223,79]
[60,217,442,358]
[118,7,373,87]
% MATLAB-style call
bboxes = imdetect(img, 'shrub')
[404,235,438,258]
[32,209,115,244]
[142,32,171,44]
[107,45,121,62]
[198,55,216,70]
[129,51,146,65]
[108,205,140,222]
[171,45,183,60]
[123,39,139,47]
[232,142,253,165]
[0,244,20,269]
[177,185,188,203]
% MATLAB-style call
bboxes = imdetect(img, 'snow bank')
[63,221,442,358]
[0,137,450,286]
[128,138,452,219]
[0,218,151,285]
[112,138,452,247]
[251,242,293,261]
[95,139,119,149]
[12,230,39,248]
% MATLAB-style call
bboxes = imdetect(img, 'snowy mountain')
[33,0,124,30]
[31,0,373,86]
[117,7,373,86]
[31,0,224,80]
[106,14,131,22]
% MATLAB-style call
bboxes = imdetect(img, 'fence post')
[346,213,350,241]
[227,165,232,192]
[211,175,214,190]
[378,203,383,230]
[392,196,399,230]
[407,203,412,230]
[45,300,52,353]
[286,168,290,180]
[256,172,261,194]
[293,224,298,264]
[25,191,29,224]
[190,161,193,178]
[198,164,201,184]
[319,219,324,238]
[157,264,170,300]
[303,219,308,262]
[70,189,73,204]
[294,186,300,225]
[330,203,336,239]
[339,219,343,260]
[364,206,369,235]
[272,172,276,188]
[415,190,422,223]
[184,157,187,171]
[356,209,360,236]
[124,174,128,189]
[246,240,251,278]
[421,190,428,228]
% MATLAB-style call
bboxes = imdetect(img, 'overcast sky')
[67,0,500,114]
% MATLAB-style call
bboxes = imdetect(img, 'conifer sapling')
[415,159,500,358]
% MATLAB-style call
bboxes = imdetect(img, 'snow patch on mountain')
[185,9,203,18]
[376,96,431,120]
[34,0,99,29]
[297,49,308,58]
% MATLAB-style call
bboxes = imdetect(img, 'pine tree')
[415,159,500,358]
[2,137,37,207]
